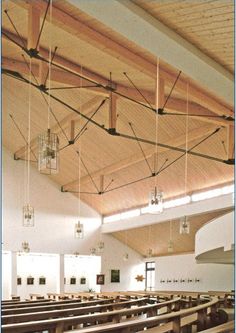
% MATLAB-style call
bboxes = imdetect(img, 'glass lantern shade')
[38,129,59,175]
[75,222,84,239]
[148,187,163,214]
[147,248,153,258]
[167,240,174,253]
[180,216,190,234]
[90,247,96,256]
[23,204,34,227]
[97,241,105,254]
[22,241,30,253]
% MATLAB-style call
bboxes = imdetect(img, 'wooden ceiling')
[2,0,234,220]
[112,207,233,257]
[133,0,234,74]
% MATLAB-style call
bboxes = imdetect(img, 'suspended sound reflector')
[179,216,190,234]
[23,204,34,227]
[38,129,59,174]
[148,187,163,214]
[75,221,84,239]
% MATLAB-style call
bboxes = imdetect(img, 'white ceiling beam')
[102,193,233,234]
[70,0,234,105]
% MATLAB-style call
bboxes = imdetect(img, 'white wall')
[3,148,101,255]
[101,234,145,292]
[2,148,143,298]
[16,253,58,299]
[2,252,11,299]
[152,253,234,292]
[64,255,101,293]
[195,211,234,261]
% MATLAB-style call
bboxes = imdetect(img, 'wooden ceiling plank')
[227,126,234,160]
[63,124,215,190]
[109,93,117,132]
[14,95,102,160]
[4,56,230,129]
[27,4,40,51]
[13,1,234,118]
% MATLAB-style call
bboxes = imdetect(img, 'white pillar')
[57,254,64,294]
[10,251,17,297]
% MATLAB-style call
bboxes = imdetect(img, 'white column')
[10,251,17,297]
[57,254,64,294]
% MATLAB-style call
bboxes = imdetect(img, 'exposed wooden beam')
[109,93,117,131]
[14,96,102,160]
[27,4,40,51]
[70,120,75,143]
[14,0,234,118]
[100,175,104,193]
[39,60,48,86]
[62,124,216,190]
[227,126,235,160]
[3,56,230,128]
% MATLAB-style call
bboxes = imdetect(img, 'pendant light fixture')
[75,221,84,239]
[22,241,30,253]
[180,216,190,234]
[38,129,59,174]
[147,248,153,258]
[148,58,163,214]
[123,230,129,261]
[90,247,96,256]
[148,187,163,214]
[146,225,153,257]
[38,1,59,175]
[179,82,190,235]
[97,241,105,254]
[23,58,34,227]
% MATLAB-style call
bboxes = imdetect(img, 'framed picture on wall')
[80,277,86,285]
[70,277,76,285]
[111,269,120,283]
[17,277,22,285]
[27,277,34,285]
[96,274,105,285]
[39,277,46,285]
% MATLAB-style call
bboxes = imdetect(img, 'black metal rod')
[4,10,27,49]
[162,70,182,109]
[43,46,58,86]
[103,128,221,194]
[35,0,51,51]
[21,54,69,142]
[9,114,38,161]
[74,99,107,142]
[3,33,233,123]
[123,72,153,110]
[3,69,232,166]
[113,129,226,164]
[76,150,99,193]
[129,122,153,174]
[103,178,114,192]
[49,85,99,90]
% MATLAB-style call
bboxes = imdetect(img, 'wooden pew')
[2,297,151,324]
[2,297,181,333]
[60,297,219,333]
[2,298,118,315]
[198,320,234,333]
